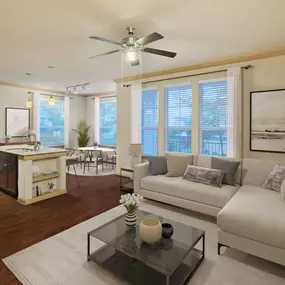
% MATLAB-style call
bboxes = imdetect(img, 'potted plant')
[48,182,55,193]
[119,193,141,226]
[72,120,91,147]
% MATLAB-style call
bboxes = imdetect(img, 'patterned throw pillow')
[262,164,285,192]
[183,165,224,188]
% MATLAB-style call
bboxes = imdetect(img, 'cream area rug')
[3,200,285,285]
[67,163,116,177]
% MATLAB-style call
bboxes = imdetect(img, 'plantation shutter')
[165,85,192,153]
[199,80,227,156]
[142,89,158,156]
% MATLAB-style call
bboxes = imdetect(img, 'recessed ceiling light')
[48,66,55,70]
[25,73,32,76]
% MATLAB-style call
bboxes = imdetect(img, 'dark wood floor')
[0,174,128,285]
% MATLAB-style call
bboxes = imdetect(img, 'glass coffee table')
[87,209,205,285]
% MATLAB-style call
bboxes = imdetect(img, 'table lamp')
[129,143,142,167]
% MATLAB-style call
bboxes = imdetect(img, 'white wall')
[85,96,95,145]
[69,96,87,148]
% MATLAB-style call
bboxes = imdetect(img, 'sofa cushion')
[141,175,239,208]
[165,152,194,177]
[183,165,224,187]
[211,157,240,186]
[147,156,168,176]
[281,179,285,203]
[218,185,285,249]
[242,158,277,186]
[262,164,285,192]
[195,155,242,185]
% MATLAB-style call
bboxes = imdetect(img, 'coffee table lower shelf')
[88,240,204,285]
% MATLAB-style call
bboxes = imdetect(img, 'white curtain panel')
[64,96,70,148]
[131,82,142,143]
[227,67,242,158]
[94,97,100,144]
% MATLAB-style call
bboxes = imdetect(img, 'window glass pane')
[40,96,64,146]
[201,130,227,156]
[100,100,117,146]
[165,85,192,153]
[199,80,227,156]
[142,89,158,156]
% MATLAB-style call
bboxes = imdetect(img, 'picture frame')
[250,89,285,153]
[5,107,30,137]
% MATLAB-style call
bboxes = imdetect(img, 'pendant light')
[48,96,55,105]
[26,92,33,108]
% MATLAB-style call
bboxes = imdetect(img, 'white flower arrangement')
[120,193,142,213]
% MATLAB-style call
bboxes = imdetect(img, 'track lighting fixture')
[65,83,90,94]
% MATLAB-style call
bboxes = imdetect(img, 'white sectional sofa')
[134,155,242,216]
[134,155,285,266]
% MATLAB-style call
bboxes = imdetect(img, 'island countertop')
[0,145,67,158]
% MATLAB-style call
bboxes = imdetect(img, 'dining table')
[78,146,116,174]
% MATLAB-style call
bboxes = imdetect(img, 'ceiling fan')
[89,27,177,66]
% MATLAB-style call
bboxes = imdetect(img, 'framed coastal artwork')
[5,107,30,137]
[250,89,285,153]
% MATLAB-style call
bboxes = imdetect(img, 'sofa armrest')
[134,162,149,194]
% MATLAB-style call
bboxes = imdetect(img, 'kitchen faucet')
[28,133,40,151]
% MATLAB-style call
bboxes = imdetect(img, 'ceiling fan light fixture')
[124,48,140,62]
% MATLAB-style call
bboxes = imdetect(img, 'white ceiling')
[1,0,285,94]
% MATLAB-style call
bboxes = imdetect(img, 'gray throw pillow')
[165,152,193,177]
[211,157,241,186]
[262,164,285,192]
[147,156,168,176]
[183,165,224,188]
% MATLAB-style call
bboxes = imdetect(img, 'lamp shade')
[129,144,142,156]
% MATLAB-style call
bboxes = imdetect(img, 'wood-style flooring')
[0,174,128,285]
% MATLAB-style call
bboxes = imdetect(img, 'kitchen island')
[0,144,67,205]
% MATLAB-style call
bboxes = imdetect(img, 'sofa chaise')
[134,155,285,266]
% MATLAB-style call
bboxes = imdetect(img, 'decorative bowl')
[139,218,162,244]
[162,223,174,239]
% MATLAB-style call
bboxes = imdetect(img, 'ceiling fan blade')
[89,36,121,46]
[136,32,164,46]
[143,47,177,58]
[89,49,120,59]
[131,59,140,66]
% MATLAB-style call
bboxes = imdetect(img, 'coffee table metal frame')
[87,210,205,285]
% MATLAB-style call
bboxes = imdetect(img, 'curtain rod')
[142,64,252,85]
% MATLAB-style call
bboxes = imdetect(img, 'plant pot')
[139,218,162,244]
[125,212,137,227]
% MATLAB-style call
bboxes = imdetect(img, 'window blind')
[100,98,117,146]
[40,95,65,146]
[199,80,227,156]
[165,85,192,153]
[142,89,158,156]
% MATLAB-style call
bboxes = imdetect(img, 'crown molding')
[84,91,116,97]
[114,49,285,83]
[0,81,87,96]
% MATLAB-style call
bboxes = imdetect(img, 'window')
[199,80,227,156]
[165,85,192,153]
[40,95,64,146]
[100,98,117,146]
[142,89,158,156]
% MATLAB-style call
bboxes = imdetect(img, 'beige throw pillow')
[165,152,193,177]
[281,179,285,203]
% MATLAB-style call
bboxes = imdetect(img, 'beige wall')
[115,55,285,171]
[0,84,87,147]
[243,56,285,162]
[0,85,32,137]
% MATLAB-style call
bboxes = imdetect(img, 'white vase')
[139,218,162,244]
[125,212,137,227]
